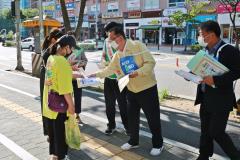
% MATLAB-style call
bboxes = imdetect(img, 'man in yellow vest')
[101,22,129,135]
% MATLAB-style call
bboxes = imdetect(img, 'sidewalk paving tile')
[0,92,204,160]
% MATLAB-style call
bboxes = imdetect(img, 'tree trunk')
[60,0,71,33]
[15,0,24,71]
[75,0,87,40]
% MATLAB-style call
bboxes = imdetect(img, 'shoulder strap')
[216,43,230,59]
[216,43,238,91]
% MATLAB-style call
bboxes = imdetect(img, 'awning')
[137,25,160,30]
[22,15,61,28]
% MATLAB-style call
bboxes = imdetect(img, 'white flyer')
[77,78,101,88]
[175,69,203,84]
[118,75,129,92]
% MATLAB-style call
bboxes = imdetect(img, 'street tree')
[22,8,39,19]
[75,0,87,40]
[170,0,208,51]
[59,0,87,40]
[211,0,240,49]
[0,9,15,32]
[59,0,71,32]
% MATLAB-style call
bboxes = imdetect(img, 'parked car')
[79,39,104,50]
[21,37,34,51]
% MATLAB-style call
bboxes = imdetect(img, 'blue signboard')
[193,15,217,23]
[69,17,76,23]
[56,3,75,10]
[66,2,75,9]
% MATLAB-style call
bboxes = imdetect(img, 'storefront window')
[169,0,185,8]
[107,2,119,12]
[232,28,240,44]
[127,0,140,11]
[144,30,159,44]
[144,0,159,10]
[223,25,230,39]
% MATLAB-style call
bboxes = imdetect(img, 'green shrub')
[191,44,203,52]
[158,89,169,102]
[5,41,15,47]
[6,30,14,40]
[78,43,95,51]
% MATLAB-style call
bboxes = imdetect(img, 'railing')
[102,10,123,18]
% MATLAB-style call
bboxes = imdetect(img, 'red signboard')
[217,4,240,13]
[128,11,141,18]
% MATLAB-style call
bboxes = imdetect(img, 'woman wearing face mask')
[40,29,63,138]
[42,35,76,160]
[89,26,164,156]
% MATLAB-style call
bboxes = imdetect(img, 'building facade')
[34,0,232,44]
[0,0,11,10]
[20,0,31,9]
[217,3,240,44]
[123,0,186,45]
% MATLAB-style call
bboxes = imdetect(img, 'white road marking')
[0,69,39,80]
[0,83,37,98]
[0,133,39,160]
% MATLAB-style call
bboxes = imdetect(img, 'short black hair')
[200,20,221,37]
[109,26,126,39]
[104,22,121,32]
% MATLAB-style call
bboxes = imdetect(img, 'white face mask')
[198,36,208,47]
[110,41,119,49]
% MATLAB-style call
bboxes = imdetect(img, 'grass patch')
[158,89,170,102]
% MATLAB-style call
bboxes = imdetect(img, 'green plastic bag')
[65,115,81,150]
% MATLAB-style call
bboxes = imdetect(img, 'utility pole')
[95,0,98,50]
[15,0,24,71]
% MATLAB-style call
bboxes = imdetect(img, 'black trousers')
[127,85,163,148]
[48,113,68,159]
[199,106,240,159]
[104,78,128,130]
[72,80,82,114]
[40,66,49,136]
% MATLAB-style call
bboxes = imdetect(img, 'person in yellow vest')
[88,26,164,156]
[40,29,63,140]
[43,35,77,160]
[100,22,129,135]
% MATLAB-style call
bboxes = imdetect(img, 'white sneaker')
[62,155,70,160]
[150,146,164,156]
[121,143,139,150]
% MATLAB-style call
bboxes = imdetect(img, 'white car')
[81,39,104,50]
[21,37,35,51]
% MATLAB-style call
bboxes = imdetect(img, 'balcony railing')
[102,10,123,18]
[169,2,185,8]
